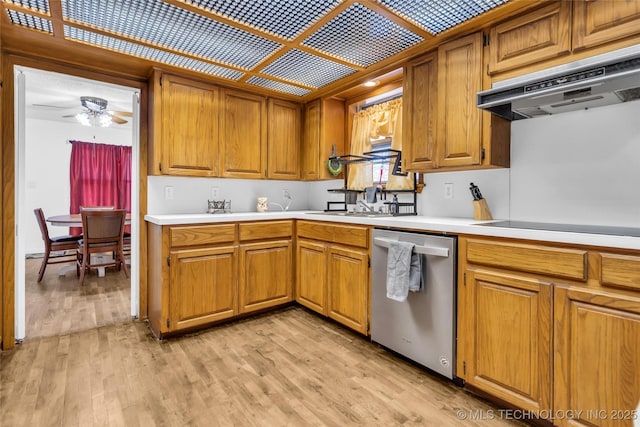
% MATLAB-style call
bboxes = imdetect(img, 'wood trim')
[1,54,149,348]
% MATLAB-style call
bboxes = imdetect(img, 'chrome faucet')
[357,200,376,212]
[269,190,293,211]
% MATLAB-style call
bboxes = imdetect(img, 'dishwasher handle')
[373,237,450,258]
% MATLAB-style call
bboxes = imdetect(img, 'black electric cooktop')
[477,220,640,238]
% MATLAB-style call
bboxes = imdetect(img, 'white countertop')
[144,211,640,250]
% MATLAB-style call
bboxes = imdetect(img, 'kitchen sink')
[306,211,393,218]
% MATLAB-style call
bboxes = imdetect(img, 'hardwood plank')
[24,258,131,340]
[1,307,526,426]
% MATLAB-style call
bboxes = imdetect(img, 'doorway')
[15,66,141,340]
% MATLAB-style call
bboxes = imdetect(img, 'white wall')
[25,118,131,254]
[418,169,510,219]
[147,176,332,214]
[147,102,640,230]
[510,101,640,227]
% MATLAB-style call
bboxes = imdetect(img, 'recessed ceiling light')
[363,80,378,87]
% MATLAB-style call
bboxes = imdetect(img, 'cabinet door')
[488,1,571,74]
[159,74,219,176]
[301,100,320,180]
[169,246,237,331]
[220,89,267,178]
[554,286,640,427]
[326,246,369,334]
[296,239,327,314]
[573,0,640,51]
[301,99,345,181]
[268,99,301,180]
[239,240,293,314]
[437,33,483,168]
[403,51,438,171]
[461,269,552,412]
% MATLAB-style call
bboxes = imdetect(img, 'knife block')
[473,198,493,221]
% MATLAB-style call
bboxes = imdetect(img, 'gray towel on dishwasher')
[386,241,423,302]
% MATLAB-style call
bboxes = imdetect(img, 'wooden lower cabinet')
[554,286,640,427]
[326,246,369,334]
[148,220,294,337]
[296,239,327,315]
[461,269,552,412]
[327,246,369,334]
[459,236,640,426]
[239,240,293,314]
[169,246,238,331]
[295,221,370,335]
[296,239,369,334]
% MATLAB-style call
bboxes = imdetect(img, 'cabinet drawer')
[239,220,293,241]
[170,224,236,247]
[466,239,587,281]
[297,220,369,248]
[600,252,640,292]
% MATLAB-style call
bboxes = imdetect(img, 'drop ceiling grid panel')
[302,2,423,67]
[6,9,52,32]
[245,76,311,97]
[5,0,49,13]
[379,0,508,35]
[64,26,245,80]
[61,0,281,69]
[260,49,356,88]
[185,0,342,40]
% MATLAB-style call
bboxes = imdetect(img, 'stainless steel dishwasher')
[371,228,457,380]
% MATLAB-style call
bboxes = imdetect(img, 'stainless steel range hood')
[477,44,640,120]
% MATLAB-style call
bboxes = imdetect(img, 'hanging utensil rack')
[325,149,418,216]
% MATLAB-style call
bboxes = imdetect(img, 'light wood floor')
[24,257,131,340]
[0,307,527,427]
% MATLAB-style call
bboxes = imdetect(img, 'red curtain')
[69,141,132,234]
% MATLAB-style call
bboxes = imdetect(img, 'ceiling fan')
[62,96,132,126]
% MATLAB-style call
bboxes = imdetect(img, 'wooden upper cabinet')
[267,98,301,180]
[437,32,483,168]
[573,0,640,51]
[302,98,345,180]
[219,88,267,179]
[488,1,571,75]
[152,73,219,176]
[403,51,438,171]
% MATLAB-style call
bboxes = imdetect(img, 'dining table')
[46,213,132,278]
[46,213,132,227]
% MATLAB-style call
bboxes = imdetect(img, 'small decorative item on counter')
[469,183,492,220]
[208,200,231,214]
[257,197,268,212]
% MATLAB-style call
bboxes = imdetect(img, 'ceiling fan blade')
[111,115,128,124]
[32,103,76,109]
[110,110,133,117]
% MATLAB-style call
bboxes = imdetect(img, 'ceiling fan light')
[75,112,91,126]
[98,114,112,127]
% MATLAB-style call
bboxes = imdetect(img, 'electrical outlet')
[444,183,454,199]
[211,187,220,199]
[164,186,174,200]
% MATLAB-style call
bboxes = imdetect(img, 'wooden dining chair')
[79,206,115,210]
[34,208,83,282]
[76,209,129,286]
